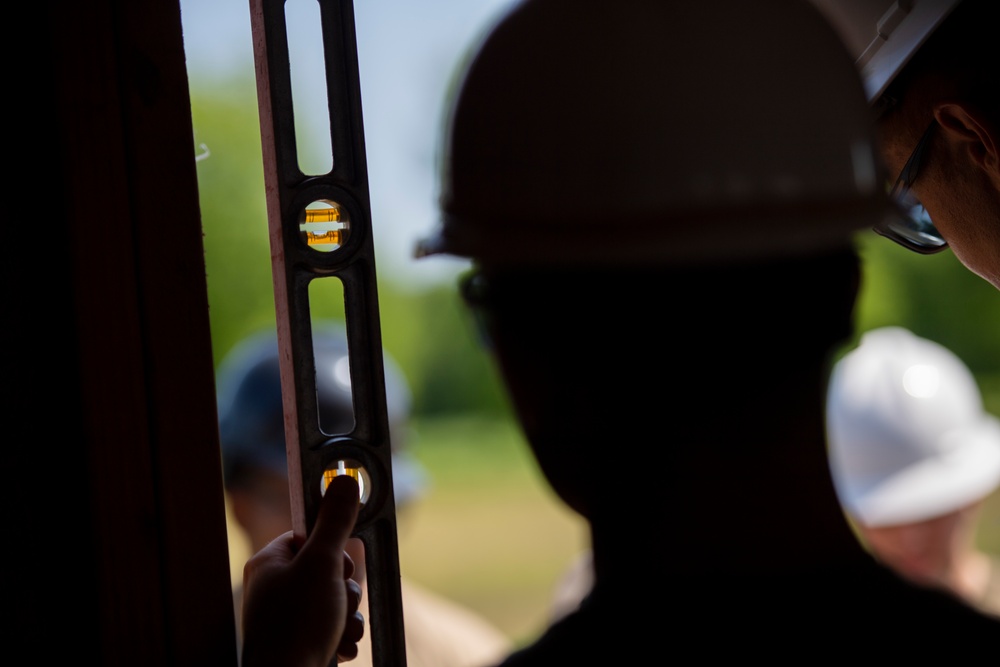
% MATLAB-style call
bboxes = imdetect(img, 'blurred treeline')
[852,230,1000,415]
[192,79,1000,420]
[192,80,509,418]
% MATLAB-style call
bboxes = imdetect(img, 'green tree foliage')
[190,81,509,418]
[853,229,1000,413]
[378,282,510,416]
[191,79,279,363]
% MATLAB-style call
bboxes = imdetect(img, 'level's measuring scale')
[248,1,407,665]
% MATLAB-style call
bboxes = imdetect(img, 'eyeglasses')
[458,270,495,350]
[873,120,948,254]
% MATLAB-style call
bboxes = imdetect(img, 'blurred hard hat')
[808,0,962,102]
[216,325,428,506]
[826,326,1000,527]
[417,0,891,267]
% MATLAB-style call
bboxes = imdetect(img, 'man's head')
[811,0,1000,288]
[826,326,1000,584]
[216,326,424,553]
[459,255,862,524]
[419,0,881,522]
[420,0,887,269]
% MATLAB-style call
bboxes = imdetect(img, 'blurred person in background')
[827,326,1000,618]
[218,326,512,666]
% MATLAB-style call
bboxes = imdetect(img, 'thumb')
[301,474,361,564]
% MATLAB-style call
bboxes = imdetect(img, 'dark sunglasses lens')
[875,196,948,254]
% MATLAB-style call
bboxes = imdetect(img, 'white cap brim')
[836,415,1000,526]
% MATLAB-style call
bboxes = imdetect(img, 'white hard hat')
[808,0,962,102]
[417,0,890,267]
[826,326,1000,527]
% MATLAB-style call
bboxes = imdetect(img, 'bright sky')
[179,0,517,287]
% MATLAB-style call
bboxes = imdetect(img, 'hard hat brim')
[809,0,962,103]
[835,414,1000,527]
[417,198,884,267]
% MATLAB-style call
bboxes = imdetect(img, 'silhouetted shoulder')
[494,562,1000,664]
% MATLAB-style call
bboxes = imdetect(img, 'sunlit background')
[180,0,1000,648]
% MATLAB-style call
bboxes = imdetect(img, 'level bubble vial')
[299,200,350,252]
[321,458,370,504]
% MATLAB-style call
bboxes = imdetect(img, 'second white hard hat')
[826,326,1000,527]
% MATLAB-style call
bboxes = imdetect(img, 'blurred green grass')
[398,414,589,647]
[399,413,1000,646]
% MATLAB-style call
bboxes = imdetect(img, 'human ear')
[934,103,1000,188]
